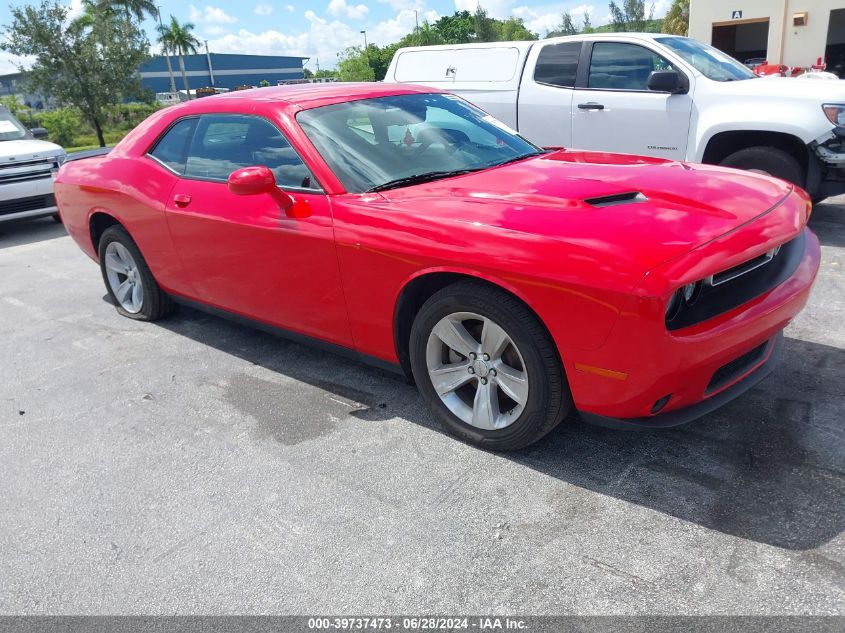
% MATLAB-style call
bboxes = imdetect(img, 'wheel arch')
[392,269,562,379]
[89,211,124,258]
[701,130,810,185]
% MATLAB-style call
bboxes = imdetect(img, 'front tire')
[98,225,174,321]
[719,146,804,187]
[409,281,571,450]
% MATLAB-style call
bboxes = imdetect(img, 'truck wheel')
[719,146,804,188]
[409,281,571,451]
[98,225,174,321]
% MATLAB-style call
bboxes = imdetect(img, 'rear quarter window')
[534,41,582,88]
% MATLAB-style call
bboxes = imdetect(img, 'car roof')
[179,82,443,112]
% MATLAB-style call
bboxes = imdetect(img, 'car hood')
[0,138,65,161]
[719,75,845,101]
[379,150,795,278]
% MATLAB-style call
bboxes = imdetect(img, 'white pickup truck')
[384,33,845,200]
[0,105,66,224]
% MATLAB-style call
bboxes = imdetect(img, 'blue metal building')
[139,53,307,93]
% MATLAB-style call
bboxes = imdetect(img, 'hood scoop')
[584,191,647,207]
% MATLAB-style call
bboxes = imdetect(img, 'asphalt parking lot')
[0,199,843,615]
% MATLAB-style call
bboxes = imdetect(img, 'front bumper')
[580,332,781,429]
[567,223,820,426]
[0,177,58,223]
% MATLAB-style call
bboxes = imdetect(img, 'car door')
[570,40,693,160]
[517,40,582,148]
[159,113,353,348]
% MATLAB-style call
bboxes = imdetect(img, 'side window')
[184,114,319,190]
[588,42,675,91]
[148,118,196,174]
[534,42,581,88]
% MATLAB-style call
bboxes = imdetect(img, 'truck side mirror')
[30,127,49,139]
[647,70,685,94]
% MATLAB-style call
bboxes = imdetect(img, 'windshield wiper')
[490,151,542,168]
[367,168,485,192]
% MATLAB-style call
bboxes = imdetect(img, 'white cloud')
[285,4,295,11]
[328,0,369,20]
[205,25,226,35]
[188,5,238,24]
[377,0,425,11]
[513,3,595,35]
[208,7,432,68]
[454,0,512,19]
[254,3,274,15]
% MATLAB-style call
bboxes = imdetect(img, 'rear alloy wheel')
[98,225,174,321]
[719,146,804,187]
[410,281,571,450]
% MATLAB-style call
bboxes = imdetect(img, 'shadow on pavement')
[159,306,845,552]
[0,217,67,249]
[809,199,845,248]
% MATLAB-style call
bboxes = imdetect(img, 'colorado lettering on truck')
[385,33,845,201]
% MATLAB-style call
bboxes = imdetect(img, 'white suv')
[0,106,66,224]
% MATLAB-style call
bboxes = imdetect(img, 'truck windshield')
[656,37,757,82]
[297,93,541,193]
[0,109,30,141]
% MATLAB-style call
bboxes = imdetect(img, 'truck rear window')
[534,42,581,88]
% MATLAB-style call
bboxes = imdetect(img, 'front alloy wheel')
[410,281,571,450]
[426,312,529,431]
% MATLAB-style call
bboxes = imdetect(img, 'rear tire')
[719,146,804,188]
[409,281,571,451]
[98,225,174,321]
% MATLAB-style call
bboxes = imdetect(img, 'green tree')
[432,11,474,44]
[259,79,271,87]
[582,10,594,33]
[403,20,445,46]
[2,0,149,146]
[662,0,689,35]
[40,107,82,147]
[496,17,536,41]
[96,0,158,22]
[0,95,23,117]
[609,0,655,32]
[337,46,375,82]
[472,6,498,42]
[548,11,579,37]
[159,16,201,98]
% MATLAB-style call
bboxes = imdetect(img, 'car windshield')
[297,93,542,193]
[656,36,757,82]
[0,109,30,141]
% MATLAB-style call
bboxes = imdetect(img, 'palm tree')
[98,1,178,96]
[96,0,158,22]
[161,16,201,99]
[661,0,690,36]
[156,19,178,94]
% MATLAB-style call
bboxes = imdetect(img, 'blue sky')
[0,0,671,74]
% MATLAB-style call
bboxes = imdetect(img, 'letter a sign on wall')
[731,10,743,19]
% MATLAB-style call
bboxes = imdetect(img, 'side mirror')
[30,127,49,139]
[647,70,685,93]
[227,166,295,210]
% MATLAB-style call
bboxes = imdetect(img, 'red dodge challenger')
[54,84,820,450]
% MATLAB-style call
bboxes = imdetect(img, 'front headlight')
[822,103,845,126]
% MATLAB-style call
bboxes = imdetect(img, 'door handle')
[577,102,605,110]
[173,193,192,207]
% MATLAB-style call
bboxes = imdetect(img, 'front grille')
[0,194,56,217]
[0,158,54,185]
[0,158,52,171]
[706,341,769,394]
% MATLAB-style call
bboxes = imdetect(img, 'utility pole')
[415,10,419,45]
[360,30,370,78]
